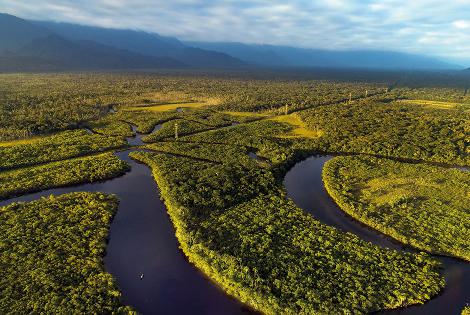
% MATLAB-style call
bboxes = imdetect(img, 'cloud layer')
[1,0,469,64]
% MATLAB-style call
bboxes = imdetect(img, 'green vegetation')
[0,153,129,200]
[0,129,127,170]
[269,114,323,138]
[2,71,469,141]
[145,142,260,168]
[2,71,469,313]
[119,107,261,141]
[299,100,470,165]
[142,118,214,142]
[130,149,443,314]
[0,192,133,314]
[0,72,384,141]
[181,110,261,127]
[86,116,134,137]
[0,134,48,147]
[398,99,470,111]
[115,110,178,134]
[395,87,470,103]
[182,120,296,164]
[124,101,209,112]
[323,155,470,261]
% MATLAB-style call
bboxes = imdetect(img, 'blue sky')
[1,0,470,64]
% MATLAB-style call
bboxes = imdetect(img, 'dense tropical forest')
[0,192,134,314]
[323,155,470,261]
[0,70,468,314]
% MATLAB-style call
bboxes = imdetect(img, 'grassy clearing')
[0,192,133,314]
[323,155,470,261]
[269,114,323,138]
[399,99,470,110]
[222,111,270,118]
[123,102,209,112]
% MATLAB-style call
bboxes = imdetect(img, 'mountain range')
[33,20,244,68]
[186,41,460,70]
[0,13,242,71]
[0,13,465,72]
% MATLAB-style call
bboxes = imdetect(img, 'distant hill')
[1,12,460,72]
[17,35,185,70]
[0,14,186,71]
[33,21,244,68]
[0,13,244,71]
[0,13,52,51]
[185,42,285,66]
[187,41,461,70]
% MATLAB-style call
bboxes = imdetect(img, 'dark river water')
[2,128,468,314]
[0,131,252,315]
[284,155,470,315]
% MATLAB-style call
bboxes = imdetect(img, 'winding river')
[0,130,252,315]
[1,126,468,314]
[284,155,469,315]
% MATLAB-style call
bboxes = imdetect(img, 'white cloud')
[453,20,470,29]
[0,0,469,62]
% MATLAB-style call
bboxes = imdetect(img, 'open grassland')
[323,155,470,261]
[0,153,129,200]
[269,114,323,138]
[399,99,470,111]
[0,193,133,314]
[123,101,209,112]
[222,111,269,118]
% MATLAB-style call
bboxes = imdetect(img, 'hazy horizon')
[1,0,469,65]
